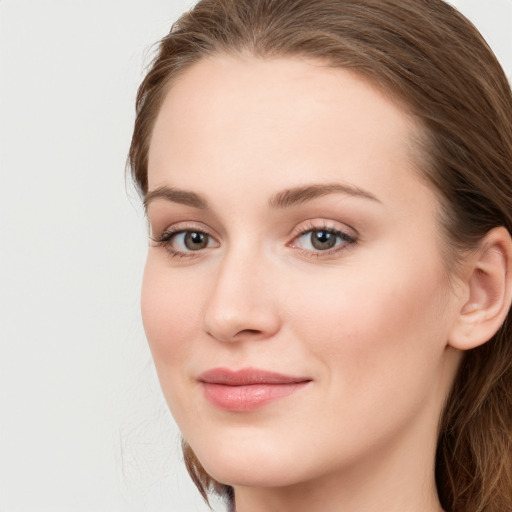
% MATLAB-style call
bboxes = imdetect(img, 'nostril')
[236,329,262,337]
[205,328,262,341]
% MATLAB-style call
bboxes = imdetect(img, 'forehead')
[147,55,427,206]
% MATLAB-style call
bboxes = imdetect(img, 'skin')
[142,55,469,512]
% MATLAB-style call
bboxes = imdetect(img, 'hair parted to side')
[129,1,512,511]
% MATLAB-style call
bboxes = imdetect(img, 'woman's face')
[143,56,462,489]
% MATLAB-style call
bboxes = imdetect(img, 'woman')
[129,0,512,511]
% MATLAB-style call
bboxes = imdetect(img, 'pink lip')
[198,368,312,412]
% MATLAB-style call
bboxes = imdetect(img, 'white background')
[0,1,510,511]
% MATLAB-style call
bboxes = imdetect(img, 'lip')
[198,367,312,412]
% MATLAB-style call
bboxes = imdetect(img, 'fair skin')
[142,55,512,512]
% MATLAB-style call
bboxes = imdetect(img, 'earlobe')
[448,227,512,351]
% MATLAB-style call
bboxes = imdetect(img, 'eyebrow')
[144,182,380,211]
[144,186,209,210]
[269,183,381,208]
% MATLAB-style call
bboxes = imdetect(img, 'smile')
[198,368,312,412]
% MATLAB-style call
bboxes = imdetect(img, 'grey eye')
[310,230,337,250]
[294,229,349,252]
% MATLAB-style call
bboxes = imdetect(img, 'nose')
[202,248,281,343]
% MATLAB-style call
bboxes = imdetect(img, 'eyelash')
[151,222,357,260]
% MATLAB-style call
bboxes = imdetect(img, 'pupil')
[311,230,336,250]
[185,232,208,250]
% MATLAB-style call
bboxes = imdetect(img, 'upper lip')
[198,367,311,386]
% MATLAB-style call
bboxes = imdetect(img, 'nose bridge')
[202,238,280,342]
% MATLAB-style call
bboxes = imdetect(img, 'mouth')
[197,367,312,412]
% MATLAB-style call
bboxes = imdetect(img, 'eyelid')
[150,220,219,242]
[288,219,357,240]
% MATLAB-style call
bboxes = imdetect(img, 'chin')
[190,434,313,489]
[204,460,306,489]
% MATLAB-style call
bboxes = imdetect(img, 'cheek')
[141,257,201,367]
[141,257,209,425]
[286,253,451,396]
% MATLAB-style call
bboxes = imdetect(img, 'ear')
[448,226,512,350]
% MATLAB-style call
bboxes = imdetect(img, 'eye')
[152,227,220,258]
[174,231,212,251]
[291,226,356,254]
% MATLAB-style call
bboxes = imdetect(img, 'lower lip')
[202,382,310,412]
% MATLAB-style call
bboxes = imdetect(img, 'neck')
[234,474,443,512]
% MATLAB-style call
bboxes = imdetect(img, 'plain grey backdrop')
[0,1,510,511]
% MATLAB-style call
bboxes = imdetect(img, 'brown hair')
[129,1,512,510]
